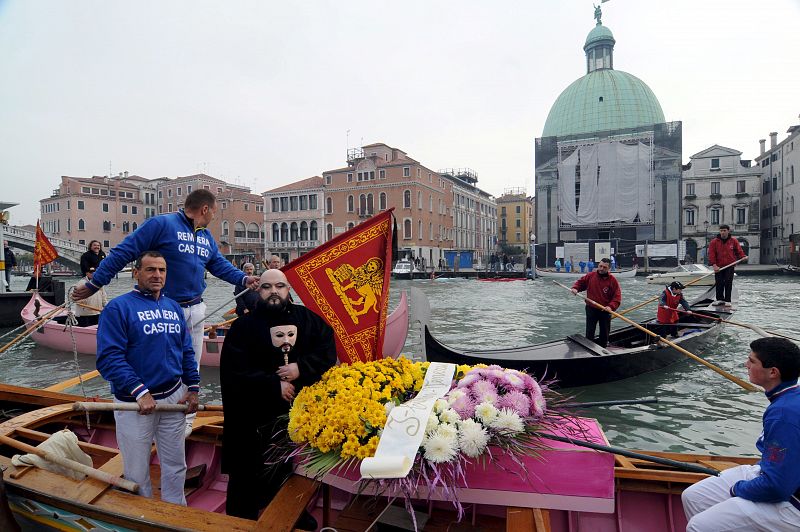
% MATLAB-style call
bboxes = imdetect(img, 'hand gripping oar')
[617,257,747,317]
[554,280,759,392]
[539,433,720,477]
[72,402,223,413]
[674,308,800,343]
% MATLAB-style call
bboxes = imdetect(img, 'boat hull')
[535,267,638,279]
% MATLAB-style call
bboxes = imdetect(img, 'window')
[272,198,280,212]
[158,190,163,199]
[403,219,412,239]
[79,239,85,245]
[326,197,333,214]
[102,221,111,232]
[685,183,695,196]
[102,203,109,212]
[122,205,128,214]
[736,208,746,225]
[359,194,366,214]
[187,185,192,193]
[132,222,138,231]
[516,219,521,228]
[403,190,411,208]
[348,222,355,231]
[367,193,374,214]
[122,221,130,233]
[516,206,521,214]
[235,221,246,238]
[168,203,173,212]
[348,195,354,212]
[791,165,795,184]
[710,158,720,169]
[309,195,317,210]
[132,206,137,215]
[177,187,182,196]
[773,177,779,190]
[326,224,333,241]
[280,197,288,211]
[684,209,695,226]
[290,197,298,211]
[773,227,779,238]
[429,195,433,212]
[379,170,386,179]
[78,219,85,231]
[310,221,318,240]
[299,195,308,210]
[272,223,279,241]
[501,207,506,215]
[347,173,353,183]
[711,182,720,195]
[103,240,109,248]
[168,189,172,198]
[710,209,720,225]
[217,187,222,193]
[325,175,331,185]
[773,205,778,216]
[222,221,229,236]
[379,192,387,210]
[418,220,423,240]
[82,186,90,193]
[737,181,746,194]
[417,191,422,209]
[403,167,410,177]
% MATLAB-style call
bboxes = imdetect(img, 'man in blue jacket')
[96,251,200,505]
[682,337,800,530]
[73,189,259,435]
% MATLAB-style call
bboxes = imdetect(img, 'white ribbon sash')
[360,362,456,479]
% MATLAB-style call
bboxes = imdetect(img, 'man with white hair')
[220,269,336,525]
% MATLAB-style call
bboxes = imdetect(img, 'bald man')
[220,269,336,525]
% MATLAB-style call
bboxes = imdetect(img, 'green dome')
[542,69,665,138]
[584,24,615,49]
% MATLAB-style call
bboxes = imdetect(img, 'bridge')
[2,225,84,271]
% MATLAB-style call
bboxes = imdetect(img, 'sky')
[1,0,798,226]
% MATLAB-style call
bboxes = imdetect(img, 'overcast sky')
[1,0,798,226]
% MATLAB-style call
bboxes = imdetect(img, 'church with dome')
[534,6,682,267]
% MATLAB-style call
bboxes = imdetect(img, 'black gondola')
[424,285,737,388]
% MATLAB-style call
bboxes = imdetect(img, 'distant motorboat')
[646,264,721,286]
[392,259,422,280]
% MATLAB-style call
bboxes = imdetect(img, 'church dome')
[542,17,665,138]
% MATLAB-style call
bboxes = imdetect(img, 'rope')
[65,286,91,430]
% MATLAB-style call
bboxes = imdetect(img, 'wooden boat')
[534,266,638,279]
[0,382,757,531]
[20,290,410,366]
[646,264,720,286]
[424,285,737,388]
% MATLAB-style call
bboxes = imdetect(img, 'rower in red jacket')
[707,224,747,307]
[571,258,621,348]
[656,281,694,338]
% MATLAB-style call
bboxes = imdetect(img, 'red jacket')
[708,235,744,268]
[572,272,621,310]
[657,288,689,324]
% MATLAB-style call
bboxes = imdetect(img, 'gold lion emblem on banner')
[325,258,384,325]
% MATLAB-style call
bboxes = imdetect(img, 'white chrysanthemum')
[439,408,461,425]
[433,398,448,414]
[458,419,490,457]
[423,431,458,463]
[490,408,525,435]
[384,402,395,415]
[475,402,498,425]
[436,423,459,443]
[446,389,466,404]
[425,414,440,434]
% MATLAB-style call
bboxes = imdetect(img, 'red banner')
[283,209,394,363]
[33,221,59,277]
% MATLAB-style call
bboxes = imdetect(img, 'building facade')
[322,143,454,269]
[496,189,534,250]
[681,145,761,264]
[440,168,497,268]
[756,125,800,264]
[263,176,325,264]
[534,7,681,267]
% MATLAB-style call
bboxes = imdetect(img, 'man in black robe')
[220,268,336,525]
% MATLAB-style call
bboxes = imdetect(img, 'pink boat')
[20,290,410,367]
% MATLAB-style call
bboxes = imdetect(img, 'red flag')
[283,209,394,363]
[33,221,59,277]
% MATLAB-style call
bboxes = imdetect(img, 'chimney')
[759,139,766,155]
[124,171,129,178]
[770,132,778,149]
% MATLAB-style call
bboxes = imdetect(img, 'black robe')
[220,302,336,519]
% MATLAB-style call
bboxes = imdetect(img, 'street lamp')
[703,220,710,265]
[529,232,537,279]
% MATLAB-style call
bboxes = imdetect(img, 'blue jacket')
[97,288,200,401]
[88,210,246,303]
[733,380,800,502]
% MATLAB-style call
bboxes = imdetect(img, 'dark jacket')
[4,248,16,268]
[79,250,105,276]
[220,303,337,474]
[233,284,261,317]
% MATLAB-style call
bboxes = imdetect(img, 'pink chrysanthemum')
[471,379,497,398]
[497,390,531,416]
[449,393,476,419]
[529,387,546,418]
[475,389,499,405]
[503,371,525,390]
[456,371,480,389]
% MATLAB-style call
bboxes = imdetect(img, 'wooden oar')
[72,402,223,413]
[673,308,799,341]
[0,434,139,493]
[75,302,103,313]
[617,257,747,317]
[554,280,759,392]
[45,370,101,392]
[203,316,237,333]
[0,304,68,355]
[539,433,720,476]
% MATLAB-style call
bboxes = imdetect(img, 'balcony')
[684,194,696,200]
[710,193,722,200]
[735,191,750,198]
[267,240,320,250]
[234,237,264,244]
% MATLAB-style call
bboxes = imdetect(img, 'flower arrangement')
[282,357,574,516]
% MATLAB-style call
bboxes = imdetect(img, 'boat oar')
[673,308,800,342]
[538,433,719,476]
[0,303,68,355]
[0,434,139,493]
[72,402,223,413]
[75,302,103,313]
[45,370,102,392]
[563,398,659,408]
[204,287,254,319]
[203,316,238,333]
[616,257,747,317]
[553,280,759,392]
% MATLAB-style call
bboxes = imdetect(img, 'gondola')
[424,285,736,388]
[534,265,638,279]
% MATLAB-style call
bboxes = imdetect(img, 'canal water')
[2,273,796,457]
